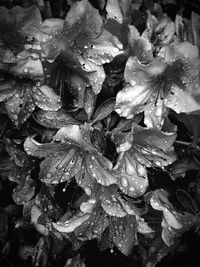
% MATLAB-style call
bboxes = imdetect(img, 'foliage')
[0,0,200,266]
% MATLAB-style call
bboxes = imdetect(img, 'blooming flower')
[115,40,200,128]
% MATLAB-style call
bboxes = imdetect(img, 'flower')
[113,126,177,197]
[24,123,117,196]
[52,184,154,255]
[115,41,200,128]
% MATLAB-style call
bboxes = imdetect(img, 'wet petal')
[33,84,61,111]
[100,186,127,217]
[10,57,44,80]
[79,29,123,66]
[86,154,117,186]
[64,0,102,40]
[74,207,109,241]
[52,211,91,233]
[109,215,137,255]
[165,85,200,113]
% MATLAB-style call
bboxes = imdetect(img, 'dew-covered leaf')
[34,110,80,129]
[109,215,137,255]
[12,175,36,205]
[168,158,199,180]
[0,208,8,248]
[191,11,200,48]
[83,87,96,121]
[92,98,116,124]
[176,189,199,215]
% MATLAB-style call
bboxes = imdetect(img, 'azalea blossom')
[115,41,200,128]
[52,185,154,255]
[113,125,177,197]
[24,123,117,196]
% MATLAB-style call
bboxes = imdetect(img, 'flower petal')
[100,186,127,217]
[33,84,61,111]
[52,212,91,233]
[109,215,137,255]
[165,85,200,113]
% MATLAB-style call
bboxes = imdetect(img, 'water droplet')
[120,177,129,188]
[84,186,92,196]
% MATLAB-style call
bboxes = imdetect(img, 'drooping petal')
[52,211,91,233]
[33,84,61,111]
[144,95,167,128]
[115,153,149,198]
[86,153,117,186]
[10,57,44,80]
[64,0,103,40]
[24,137,62,158]
[74,206,109,241]
[78,29,124,66]
[100,186,127,217]
[165,85,200,114]
[109,215,137,255]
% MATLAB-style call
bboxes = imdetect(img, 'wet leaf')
[176,189,199,215]
[12,175,36,205]
[0,208,8,248]
[191,11,200,48]
[34,110,80,129]
[92,98,116,124]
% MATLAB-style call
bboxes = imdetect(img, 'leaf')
[191,11,200,48]
[176,189,199,215]
[0,208,8,248]
[34,110,80,129]
[83,87,96,121]
[109,215,137,255]
[92,98,116,124]
[12,176,36,205]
